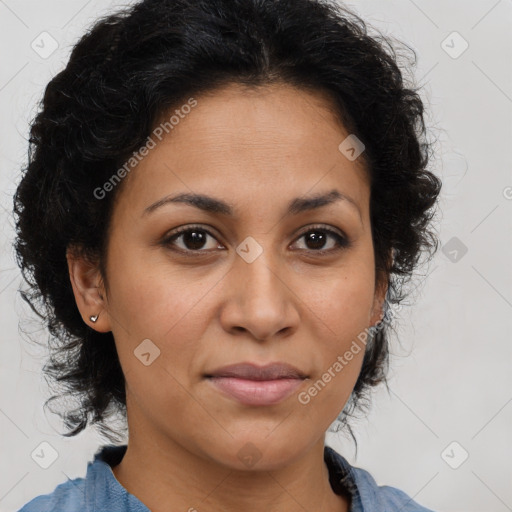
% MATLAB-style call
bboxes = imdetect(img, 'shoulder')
[325,445,437,512]
[352,466,436,512]
[17,476,87,512]
[17,444,136,512]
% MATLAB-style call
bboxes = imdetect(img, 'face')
[69,82,387,470]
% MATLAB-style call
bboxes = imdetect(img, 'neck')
[111,418,350,512]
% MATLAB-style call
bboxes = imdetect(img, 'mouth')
[204,362,308,406]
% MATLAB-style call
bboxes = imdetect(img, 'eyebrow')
[143,189,362,222]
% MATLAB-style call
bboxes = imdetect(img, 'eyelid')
[294,223,346,239]
[290,224,350,253]
[162,224,223,249]
[161,223,350,253]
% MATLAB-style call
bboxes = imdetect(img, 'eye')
[161,224,351,255]
[161,225,223,253]
[291,225,351,254]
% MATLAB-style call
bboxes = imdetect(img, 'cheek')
[297,263,374,400]
[107,242,207,335]
[107,257,211,422]
[304,264,376,339]
[105,245,216,385]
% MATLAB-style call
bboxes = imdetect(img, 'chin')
[205,435,311,472]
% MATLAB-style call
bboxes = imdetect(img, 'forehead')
[153,82,356,161]
[114,82,370,218]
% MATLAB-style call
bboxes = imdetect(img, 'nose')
[219,247,300,342]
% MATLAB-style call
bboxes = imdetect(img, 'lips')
[204,362,308,406]
[204,362,308,381]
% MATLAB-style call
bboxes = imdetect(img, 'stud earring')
[89,314,99,323]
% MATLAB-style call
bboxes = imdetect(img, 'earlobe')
[66,246,111,333]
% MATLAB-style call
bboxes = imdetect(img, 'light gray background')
[1,1,511,511]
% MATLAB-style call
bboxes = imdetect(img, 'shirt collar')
[324,445,367,511]
[87,445,149,511]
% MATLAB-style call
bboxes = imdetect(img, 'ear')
[66,245,112,333]
[370,249,394,326]
[369,273,388,327]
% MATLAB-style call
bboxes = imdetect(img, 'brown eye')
[161,224,351,256]
[162,226,223,253]
[292,226,351,253]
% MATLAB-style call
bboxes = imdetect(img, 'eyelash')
[161,224,351,256]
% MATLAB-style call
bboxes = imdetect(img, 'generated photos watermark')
[93,97,198,200]
[297,302,401,405]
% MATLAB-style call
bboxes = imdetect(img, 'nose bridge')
[222,234,297,339]
[235,235,285,304]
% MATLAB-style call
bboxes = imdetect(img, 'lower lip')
[207,377,305,406]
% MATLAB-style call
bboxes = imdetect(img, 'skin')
[67,82,388,512]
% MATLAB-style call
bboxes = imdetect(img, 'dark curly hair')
[13,0,441,446]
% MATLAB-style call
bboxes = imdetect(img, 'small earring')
[89,314,99,323]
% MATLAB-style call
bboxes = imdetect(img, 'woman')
[14,0,441,510]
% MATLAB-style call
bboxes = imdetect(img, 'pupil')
[184,230,206,250]
[306,232,325,250]
[181,230,328,251]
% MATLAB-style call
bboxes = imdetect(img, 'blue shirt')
[18,444,436,511]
